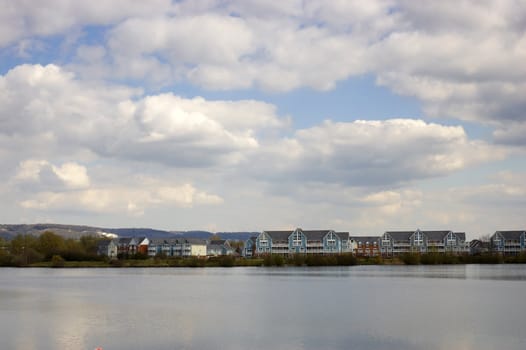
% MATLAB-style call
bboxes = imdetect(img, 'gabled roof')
[118,237,134,245]
[98,240,115,248]
[262,229,358,242]
[262,230,292,241]
[185,238,207,245]
[210,239,228,246]
[423,231,451,241]
[136,236,149,245]
[350,236,380,244]
[384,231,413,241]
[454,232,466,241]
[469,239,490,248]
[149,238,177,245]
[303,230,332,241]
[495,231,526,240]
[335,232,350,240]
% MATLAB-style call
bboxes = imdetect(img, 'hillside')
[0,224,257,241]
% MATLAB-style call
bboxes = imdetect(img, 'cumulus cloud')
[18,177,223,216]
[14,159,90,190]
[2,2,525,230]
[0,0,173,47]
[4,1,525,137]
[254,119,506,186]
[0,64,285,169]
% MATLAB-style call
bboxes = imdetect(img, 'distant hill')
[103,228,176,238]
[0,224,258,241]
[171,231,258,241]
[0,224,104,240]
[216,232,259,241]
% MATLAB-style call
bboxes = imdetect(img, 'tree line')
[0,231,103,266]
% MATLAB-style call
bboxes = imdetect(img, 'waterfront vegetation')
[2,232,526,268]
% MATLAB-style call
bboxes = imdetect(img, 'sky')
[1,0,525,238]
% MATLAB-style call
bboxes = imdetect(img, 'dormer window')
[414,231,423,246]
[292,231,302,247]
[326,232,337,246]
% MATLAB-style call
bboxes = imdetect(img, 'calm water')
[1,265,526,350]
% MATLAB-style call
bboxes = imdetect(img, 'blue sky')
[1,1,525,238]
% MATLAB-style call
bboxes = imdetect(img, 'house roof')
[149,238,177,245]
[136,236,148,245]
[303,230,332,241]
[118,237,134,244]
[469,239,490,248]
[263,230,292,241]
[98,240,115,248]
[423,231,451,241]
[335,232,350,240]
[210,239,228,245]
[185,238,207,245]
[495,231,525,240]
[454,232,466,241]
[384,231,413,241]
[350,236,380,244]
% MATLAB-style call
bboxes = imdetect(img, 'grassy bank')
[3,253,526,268]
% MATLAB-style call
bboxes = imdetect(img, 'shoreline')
[2,254,524,268]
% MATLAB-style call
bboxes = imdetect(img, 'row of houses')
[243,229,526,257]
[97,229,526,259]
[98,237,234,259]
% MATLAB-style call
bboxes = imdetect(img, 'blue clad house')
[380,229,468,256]
[207,239,234,256]
[255,228,350,255]
[491,230,526,255]
[242,236,257,257]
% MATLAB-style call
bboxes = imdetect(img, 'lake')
[1,265,525,350]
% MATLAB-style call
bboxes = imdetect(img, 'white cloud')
[13,159,90,190]
[51,162,90,189]
[253,119,505,186]
[4,1,525,134]
[19,180,223,216]
[2,2,525,232]
[0,64,285,169]
[0,0,174,47]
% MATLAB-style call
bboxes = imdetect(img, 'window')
[414,231,423,246]
[326,232,337,247]
[292,231,302,247]
[447,232,456,245]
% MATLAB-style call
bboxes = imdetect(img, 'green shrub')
[400,253,420,265]
[51,255,65,268]
[336,253,358,266]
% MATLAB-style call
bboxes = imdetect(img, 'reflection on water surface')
[1,265,525,350]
